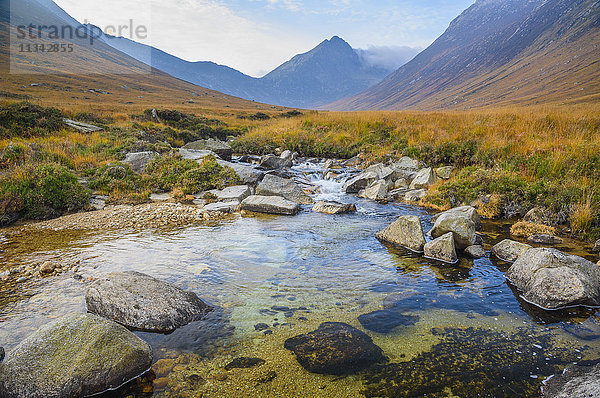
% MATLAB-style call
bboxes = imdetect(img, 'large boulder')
[202,201,240,214]
[376,215,427,252]
[543,363,600,398]
[123,151,158,173]
[256,175,313,204]
[491,239,532,262]
[343,171,379,193]
[430,213,477,250]
[359,180,389,201]
[259,154,292,170]
[183,138,232,161]
[217,160,263,185]
[404,189,427,202]
[506,248,600,309]
[424,232,458,264]
[409,167,436,190]
[390,157,422,181]
[431,206,482,231]
[284,322,385,375]
[86,271,213,333]
[241,195,302,215]
[312,201,356,215]
[0,313,152,398]
[365,164,394,181]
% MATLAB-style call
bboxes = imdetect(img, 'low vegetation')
[0,103,247,224]
[234,106,600,240]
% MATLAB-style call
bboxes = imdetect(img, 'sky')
[52,0,475,77]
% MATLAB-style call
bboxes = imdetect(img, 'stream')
[1,160,599,397]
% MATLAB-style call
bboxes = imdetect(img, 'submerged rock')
[183,138,232,161]
[256,174,313,204]
[358,309,419,334]
[543,363,600,398]
[86,271,213,333]
[0,313,152,398]
[241,195,302,215]
[284,322,386,375]
[528,234,563,245]
[312,201,356,215]
[506,248,600,310]
[491,239,532,262]
[424,232,458,264]
[430,213,477,250]
[376,215,427,252]
[224,357,265,371]
[465,245,486,259]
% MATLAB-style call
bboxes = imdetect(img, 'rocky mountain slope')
[330,0,600,110]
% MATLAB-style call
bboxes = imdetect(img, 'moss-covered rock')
[284,322,386,375]
[0,313,152,398]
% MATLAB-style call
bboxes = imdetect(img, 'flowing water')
[1,161,600,397]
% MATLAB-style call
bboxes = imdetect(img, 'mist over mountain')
[330,0,600,110]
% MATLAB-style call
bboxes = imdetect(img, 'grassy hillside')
[233,105,600,240]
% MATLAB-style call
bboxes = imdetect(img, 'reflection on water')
[0,161,599,397]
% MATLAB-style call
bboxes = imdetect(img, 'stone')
[254,323,270,331]
[123,151,158,173]
[593,239,600,253]
[183,138,232,161]
[179,148,220,161]
[528,234,563,245]
[90,195,107,211]
[343,171,379,193]
[342,155,362,167]
[491,239,532,262]
[358,309,419,333]
[241,195,302,216]
[256,175,313,204]
[431,206,482,231]
[506,248,600,309]
[217,160,263,185]
[404,189,427,202]
[0,347,3,362]
[376,215,427,252]
[0,313,152,398]
[409,167,436,190]
[542,363,600,398]
[312,201,356,215]
[465,245,486,259]
[430,213,477,250]
[324,159,343,169]
[211,185,251,202]
[280,150,293,161]
[359,179,389,201]
[392,178,408,190]
[523,207,563,226]
[63,118,103,133]
[259,154,292,169]
[86,271,213,333]
[435,166,454,180]
[392,156,422,171]
[202,201,239,214]
[224,357,265,371]
[284,322,386,375]
[365,164,395,181]
[424,232,458,264]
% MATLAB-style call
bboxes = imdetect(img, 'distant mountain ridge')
[99,33,400,109]
[330,0,600,110]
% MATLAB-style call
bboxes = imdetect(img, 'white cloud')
[356,45,420,71]
[53,0,311,76]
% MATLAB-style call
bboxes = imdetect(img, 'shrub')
[0,164,89,220]
[0,102,65,138]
